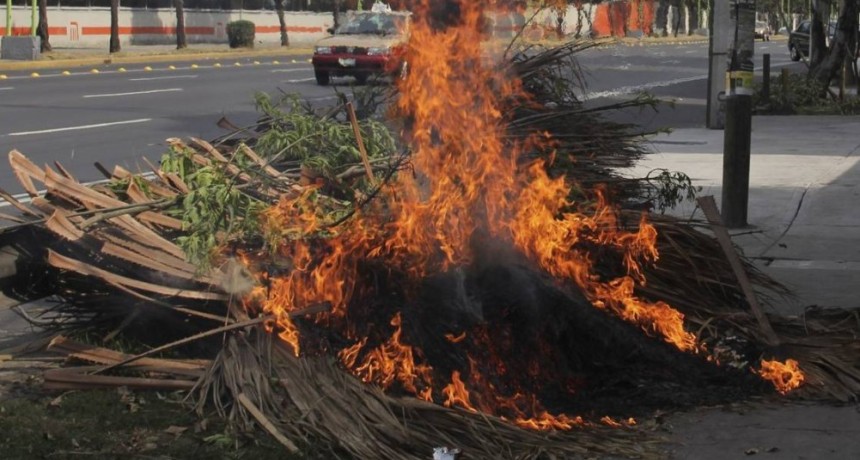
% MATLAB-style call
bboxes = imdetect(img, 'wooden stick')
[345,102,376,183]
[92,302,331,375]
[0,197,175,232]
[697,195,781,346]
[44,367,196,391]
[237,393,299,452]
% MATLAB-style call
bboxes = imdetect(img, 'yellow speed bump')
[272,60,279,64]
[118,67,127,72]
[306,59,312,63]
[253,60,260,65]
[144,66,153,71]
[213,63,222,67]
[61,70,71,75]
[0,74,7,79]
[234,62,242,67]
[291,59,297,63]
[30,72,39,78]
[191,64,199,69]
[168,65,176,70]
[91,69,100,74]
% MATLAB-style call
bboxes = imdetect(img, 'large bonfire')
[4,1,858,458]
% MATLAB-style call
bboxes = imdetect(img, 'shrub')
[755,72,860,115]
[227,20,255,48]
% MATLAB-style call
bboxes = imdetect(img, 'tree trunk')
[809,0,829,68]
[277,0,289,46]
[656,0,669,36]
[686,0,698,34]
[670,5,681,37]
[555,6,565,39]
[174,0,187,49]
[37,0,50,52]
[109,0,120,53]
[333,0,340,30]
[811,0,858,89]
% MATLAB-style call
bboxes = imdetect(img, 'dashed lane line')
[5,118,152,136]
[271,68,313,73]
[129,75,199,81]
[83,88,183,98]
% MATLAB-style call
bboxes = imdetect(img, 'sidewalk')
[637,115,860,313]
[640,115,860,459]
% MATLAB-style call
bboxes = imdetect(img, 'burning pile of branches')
[2,1,860,458]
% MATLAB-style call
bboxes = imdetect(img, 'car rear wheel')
[315,70,330,86]
[789,45,801,62]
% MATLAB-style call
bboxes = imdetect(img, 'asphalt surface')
[579,39,804,130]
[0,39,803,197]
[0,54,332,194]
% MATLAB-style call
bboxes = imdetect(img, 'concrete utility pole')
[5,0,11,37]
[722,0,756,227]
[706,0,732,129]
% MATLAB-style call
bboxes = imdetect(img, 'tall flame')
[245,0,799,429]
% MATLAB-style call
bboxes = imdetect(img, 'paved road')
[578,39,803,130]
[0,40,803,196]
[0,54,334,195]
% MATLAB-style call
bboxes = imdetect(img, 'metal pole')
[722,95,753,227]
[762,53,771,101]
[721,0,756,227]
[30,0,35,36]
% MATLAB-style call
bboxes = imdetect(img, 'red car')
[311,10,410,85]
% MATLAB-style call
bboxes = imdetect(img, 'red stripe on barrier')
[0,26,67,36]
[81,26,215,36]
[256,25,323,33]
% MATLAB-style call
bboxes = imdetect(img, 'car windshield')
[335,13,406,36]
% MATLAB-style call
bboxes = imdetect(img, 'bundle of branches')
[0,143,663,458]
[2,37,859,458]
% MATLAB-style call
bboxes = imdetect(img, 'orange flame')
[338,313,434,399]
[443,371,477,412]
[241,0,762,431]
[758,359,805,395]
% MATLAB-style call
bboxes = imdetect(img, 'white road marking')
[285,78,315,83]
[587,61,795,99]
[128,75,198,81]
[271,68,313,73]
[83,88,183,98]
[0,172,158,209]
[6,118,152,136]
[0,87,13,91]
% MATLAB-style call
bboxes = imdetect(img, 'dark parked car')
[788,20,836,61]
